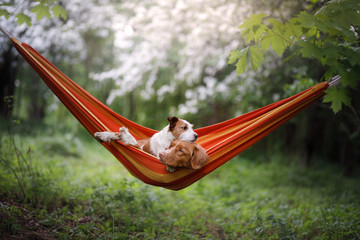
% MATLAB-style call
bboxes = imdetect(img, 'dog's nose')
[159,153,164,159]
[194,134,198,141]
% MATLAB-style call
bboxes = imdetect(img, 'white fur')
[178,120,196,142]
[94,131,120,143]
[94,127,138,146]
[94,118,197,160]
[119,127,137,146]
[150,125,176,158]
[149,120,197,158]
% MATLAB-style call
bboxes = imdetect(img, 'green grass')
[1,125,360,239]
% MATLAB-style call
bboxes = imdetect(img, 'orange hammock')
[1,28,340,190]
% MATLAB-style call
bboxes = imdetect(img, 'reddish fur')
[137,139,151,153]
[159,139,209,170]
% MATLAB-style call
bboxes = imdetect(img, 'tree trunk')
[0,44,19,117]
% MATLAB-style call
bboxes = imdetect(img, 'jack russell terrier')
[94,117,208,171]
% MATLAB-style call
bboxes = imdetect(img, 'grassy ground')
[0,123,360,239]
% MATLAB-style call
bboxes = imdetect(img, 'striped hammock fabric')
[2,27,340,190]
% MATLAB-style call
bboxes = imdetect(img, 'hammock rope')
[1,26,341,190]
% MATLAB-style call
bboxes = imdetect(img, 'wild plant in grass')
[0,117,58,208]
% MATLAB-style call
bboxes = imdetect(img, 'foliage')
[1,0,358,180]
[229,0,360,113]
[0,120,62,208]
[0,125,359,239]
[0,0,67,26]
[323,87,351,113]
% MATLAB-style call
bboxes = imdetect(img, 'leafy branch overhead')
[229,0,360,113]
[0,0,67,27]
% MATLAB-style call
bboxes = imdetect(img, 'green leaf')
[0,9,10,19]
[304,26,319,38]
[342,47,360,67]
[343,10,360,27]
[297,40,322,59]
[323,87,351,113]
[243,24,268,44]
[340,0,360,11]
[16,13,32,27]
[282,49,300,64]
[337,66,358,88]
[297,11,317,28]
[52,4,67,20]
[268,19,285,34]
[249,46,264,72]
[331,22,357,42]
[322,43,340,63]
[31,3,51,21]
[285,19,303,39]
[238,13,267,30]
[260,32,288,55]
[253,24,268,43]
[228,50,240,64]
[239,14,267,44]
[235,48,249,74]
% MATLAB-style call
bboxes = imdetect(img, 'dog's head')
[167,116,198,142]
[159,139,209,171]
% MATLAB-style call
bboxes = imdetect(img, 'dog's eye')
[182,126,188,130]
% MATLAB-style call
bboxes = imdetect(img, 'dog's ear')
[167,116,179,131]
[191,145,209,170]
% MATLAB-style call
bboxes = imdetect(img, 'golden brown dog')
[158,139,209,172]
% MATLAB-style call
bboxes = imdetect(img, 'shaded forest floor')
[1,123,360,239]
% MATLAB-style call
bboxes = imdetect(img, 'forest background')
[0,0,359,239]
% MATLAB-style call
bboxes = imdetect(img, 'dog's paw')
[119,127,129,134]
[94,132,105,142]
[94,132,119,143]
[119,127,138,146]
[94,132,109,142]
[166,165,176,173]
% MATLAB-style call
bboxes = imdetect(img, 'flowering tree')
[0,0,117,118]
[88,0,305,126]
[91,1,249,121]
[1,0,305,125]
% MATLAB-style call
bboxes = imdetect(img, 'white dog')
[94,117,198,158]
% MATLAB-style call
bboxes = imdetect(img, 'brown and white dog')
[159,139,209,172]
[94,117,207,171]
[94,117,209,172]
